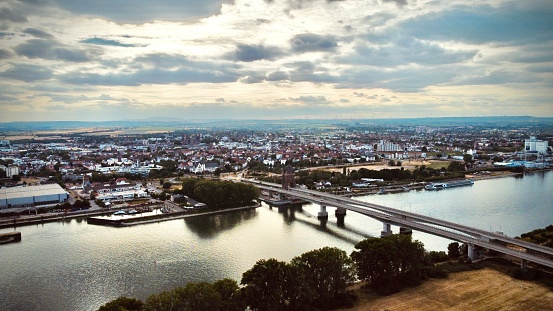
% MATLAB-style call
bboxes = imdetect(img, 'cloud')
[0,7,28,23]
[289,95,331,105]
[266,71,290,81]
[60,64,240,86]
[290,33,339,53]
[0,49,13,59]
[80,37,142,47]
[382,0,407,6]
[23,28,54,39]
[231,44,284,62]
[14,39,96,62]
[286,61,339,83]
[350,37,477,67]
[0,64,53,82]
[48,0,232,23]
[399,4,553,45]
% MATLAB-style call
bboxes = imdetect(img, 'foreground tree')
[290,247,356,309]
[241,258,307,311]
[351,234,426,295]
[97,296,143,311]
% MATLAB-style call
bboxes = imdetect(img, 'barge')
[0,231,21,244]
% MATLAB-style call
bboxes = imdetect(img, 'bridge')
[244,179,553,270]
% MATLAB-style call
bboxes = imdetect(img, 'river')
[1,171,552,311]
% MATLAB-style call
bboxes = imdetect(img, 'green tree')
[173,282,222,311]
[213,278,246,311]
[291,247,356,309]
[351,234,426,295]
[97,296,143,311]
[447,242,461,258]
[162,182,172,189]
[241,258,304,311]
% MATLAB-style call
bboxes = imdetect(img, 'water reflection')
[184,209,257,238]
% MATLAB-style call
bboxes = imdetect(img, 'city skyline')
[0,0,552,122]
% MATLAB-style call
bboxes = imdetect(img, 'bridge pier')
[521,259,528,272]
[381,223,392,237]
[335,207,346,227]
[317,205,328,219]
[399,227,412,235]
[467,243,475,261]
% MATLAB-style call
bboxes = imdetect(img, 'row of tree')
[176,178,260,208]
[99,235,456,311]
[262,164,467,189]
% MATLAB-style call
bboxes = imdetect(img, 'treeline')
[260,164,467,189]
[519,225,553,248]
[176,178,260,208]
[98,235,457,311]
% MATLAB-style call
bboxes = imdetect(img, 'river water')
[1,171,552,311]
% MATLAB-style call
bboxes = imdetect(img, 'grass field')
[341,268,553,311]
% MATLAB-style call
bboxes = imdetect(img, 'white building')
[0,184,68,210]
[0,165,19,178]
[525,136,548,154]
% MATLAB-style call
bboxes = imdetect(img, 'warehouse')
[0,184,69,210]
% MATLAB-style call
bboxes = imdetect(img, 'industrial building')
[525,136,549,154]
[0,184,69,210]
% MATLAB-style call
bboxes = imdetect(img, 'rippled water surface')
[1,171,552,311]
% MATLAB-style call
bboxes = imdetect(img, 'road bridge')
[245,180,553,270]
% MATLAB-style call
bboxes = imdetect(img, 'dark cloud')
[400,4,553,45]
[0,49,14,59]
[80,37,142,47]
[0,7,28,23]
[23,28,54,39]
[289,95,331,105]
[382,0,407,6]
[60,65,240,86]
[291,33,338,53]
[49,0,233,23]
[231,44,284,62]
[349,38,477,67]
[14,39,95,62]
[266,71,290,81]
[240,74,265,84]
[0,64,53,82]
[133,53,192,69]
[285,61,339,83]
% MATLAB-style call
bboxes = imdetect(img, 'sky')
[0,0,552,122]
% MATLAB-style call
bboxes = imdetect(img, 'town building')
[0,184,69,210]
[525,136,549,154]
[0,165,19,178]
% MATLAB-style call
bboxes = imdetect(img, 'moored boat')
[425,179,474,190]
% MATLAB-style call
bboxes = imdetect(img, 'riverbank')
[341,267,553,311]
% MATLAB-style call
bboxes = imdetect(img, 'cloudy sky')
[0,0,552,122]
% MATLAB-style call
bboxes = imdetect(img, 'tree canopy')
[351,234,426,295]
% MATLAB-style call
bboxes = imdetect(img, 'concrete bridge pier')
[399,227,413,235]
[317,205,328,219]
[467,243,475,261]
[335,207,346,227]
[521,259,528,272]
[381,223,392,237]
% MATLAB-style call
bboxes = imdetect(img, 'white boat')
[425,179,474,190]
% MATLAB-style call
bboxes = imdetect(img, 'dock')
[0,231,21,244]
